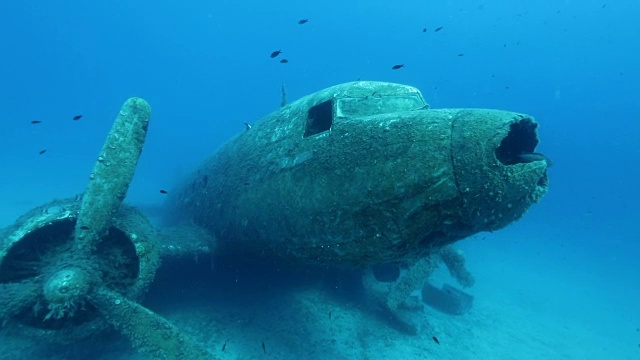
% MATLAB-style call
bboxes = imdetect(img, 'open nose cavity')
[495,117,549,166]
[495,117,549,187]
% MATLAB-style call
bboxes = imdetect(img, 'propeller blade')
[75,98,151,250]
[89,288,215,360]
[0,280,40,320]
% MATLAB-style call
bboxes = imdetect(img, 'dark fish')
[280,58,289,64]
[159,189,168,194]
[31,120,42,124]
[298,19,308,24]
[80,225,89,230]
[391,64,404,70]
[38,149,47,155]
[434,26,443,32]
[432,336,440,344]
[422,28,427,32]
[244,122,252,130]
[457,53,464,57]
[516,152,553,166]
[329,311,332,319]
[202,175,209,187]
[261,341,266,354]
[270,50,282,58]
[222,339,227,351]
[72,115,83,121]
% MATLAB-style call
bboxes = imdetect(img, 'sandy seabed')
[0,208,637,360]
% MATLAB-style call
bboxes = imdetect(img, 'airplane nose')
[450,109,549,231]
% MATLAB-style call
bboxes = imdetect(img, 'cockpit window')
[303,100,333,138]
[303,93,426,138]
[335,94,426,118]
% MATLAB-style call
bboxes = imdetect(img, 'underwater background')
[0,0,638,359]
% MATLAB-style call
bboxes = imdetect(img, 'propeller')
[0,98,215,359]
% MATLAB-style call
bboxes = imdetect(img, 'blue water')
[1,1,639,359]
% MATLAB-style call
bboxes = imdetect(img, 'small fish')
[391,64,404,70]
[422,28,427,32]
[298,19,308,24]
[159,189,168,194]
[31,120,42,124]
[244,122,252,130]
[261,341,266,354]
[432,336,440,344]
[457,53,464,57]
[517,152,553,166]
[79,225,90,230]
[280,58,289,64]
[38,149,47,155]
[270,50,282,58]
[434,26,443,32]
[329,311,332,319]
[72,115,83,121]
[222,339,227,351]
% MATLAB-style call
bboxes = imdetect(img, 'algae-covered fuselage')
[168,81,549,265]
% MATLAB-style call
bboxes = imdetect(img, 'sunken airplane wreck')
[167,81,549,264]
[0,81,549,359]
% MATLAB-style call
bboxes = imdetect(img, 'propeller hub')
[43,268,91,319]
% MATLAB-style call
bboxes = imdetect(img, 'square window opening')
[304,100,333,137]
